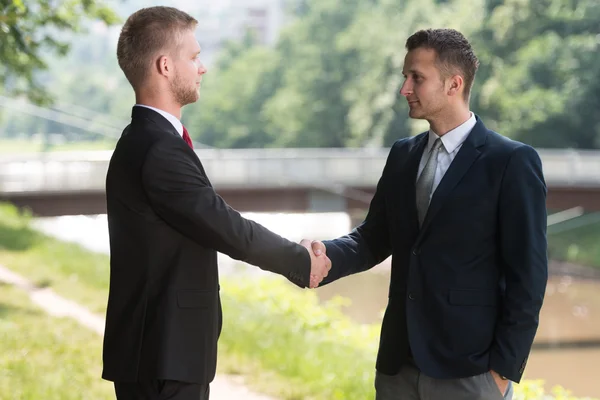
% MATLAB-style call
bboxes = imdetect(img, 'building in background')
[191,0,287,65]
[108,0,289,66]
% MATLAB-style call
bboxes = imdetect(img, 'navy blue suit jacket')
[321,116,548,382]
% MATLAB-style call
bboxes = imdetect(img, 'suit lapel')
[398,133,428,232]
[417,117,488,238]
[131,106,213,184]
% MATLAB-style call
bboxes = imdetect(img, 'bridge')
[1,148,599,217]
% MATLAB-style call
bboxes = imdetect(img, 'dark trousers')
[114,380,210,400]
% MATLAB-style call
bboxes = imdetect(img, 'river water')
[33,212,600,398]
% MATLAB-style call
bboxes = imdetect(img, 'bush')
[220,275,598,400]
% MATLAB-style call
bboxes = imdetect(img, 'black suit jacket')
[102,106,311,385]
[321,116,548,383]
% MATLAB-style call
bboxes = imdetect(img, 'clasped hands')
[300,239,329,288]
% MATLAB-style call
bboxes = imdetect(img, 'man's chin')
[408,109,426,119]
[181,93,200,107]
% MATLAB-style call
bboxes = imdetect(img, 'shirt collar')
[134,104,183,137]
[426,112,476,154]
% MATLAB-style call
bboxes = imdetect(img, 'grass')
[0,202,597,400]
[0,206,110,313]
[0,285,114,399]
[218,277,379,399]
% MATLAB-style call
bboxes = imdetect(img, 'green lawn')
[0,285,114,399]
[0,205,110,313]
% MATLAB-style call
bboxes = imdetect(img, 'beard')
[170,72,198,107]
[409,84,448,120]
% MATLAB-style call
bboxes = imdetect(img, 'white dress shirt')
[416,112,477,200]
[134,104,183,137]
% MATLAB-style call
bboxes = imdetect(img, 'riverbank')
[0,203,597,399]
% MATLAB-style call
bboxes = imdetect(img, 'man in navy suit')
[306,28,548,399]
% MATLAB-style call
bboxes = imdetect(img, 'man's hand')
[299,239,331,288]
[310,240,326,257]
[489,370,510,396]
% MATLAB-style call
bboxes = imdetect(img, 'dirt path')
[0,264,276,400]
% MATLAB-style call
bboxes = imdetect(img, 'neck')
[135,87,182,120]
[428,105,471,136]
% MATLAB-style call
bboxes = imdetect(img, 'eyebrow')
[402,69,424,76]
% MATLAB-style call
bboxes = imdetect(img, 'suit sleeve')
[490,144,548,382]
[141,139,311,288]
[319,144,396,285]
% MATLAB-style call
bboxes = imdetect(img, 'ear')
[447,74,463,97]
[156,55,173,77]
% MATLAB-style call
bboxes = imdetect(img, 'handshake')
[299,239,330,288]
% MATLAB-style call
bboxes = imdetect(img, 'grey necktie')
[416,138,443,226]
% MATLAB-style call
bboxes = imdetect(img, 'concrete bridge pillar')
[307,189,347,213]
[348,209,367,230]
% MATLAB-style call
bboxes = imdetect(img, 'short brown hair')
[117,6,197,88]
[405,29,480,101]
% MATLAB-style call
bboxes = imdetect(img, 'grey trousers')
[375,361,513,400]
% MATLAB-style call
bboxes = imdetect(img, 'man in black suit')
[306,29,548,399]
[102,7,331,400]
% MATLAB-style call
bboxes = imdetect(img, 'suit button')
[408,293,415,300]
[412,248,420,256]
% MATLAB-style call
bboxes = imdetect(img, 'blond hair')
[117,6,197,88]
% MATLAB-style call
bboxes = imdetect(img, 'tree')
[0,0,119,104]
[260,0,364,147]
[472,0,600,148]
[185,0,494,148]
[186,0,366,148]
[183,46,283,148]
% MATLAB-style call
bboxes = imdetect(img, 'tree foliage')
[0,0,119,104]
[184,0,600,149]
[2,0,599,149]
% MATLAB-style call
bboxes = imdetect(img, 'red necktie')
[182,125,194,149]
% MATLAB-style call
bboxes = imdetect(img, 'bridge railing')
[537,149,600,187]
[0,148,598,194]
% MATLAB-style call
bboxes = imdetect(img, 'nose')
[400,80,412,97]
[198,62,207,75]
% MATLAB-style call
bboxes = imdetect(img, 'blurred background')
[1,0,599,399]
